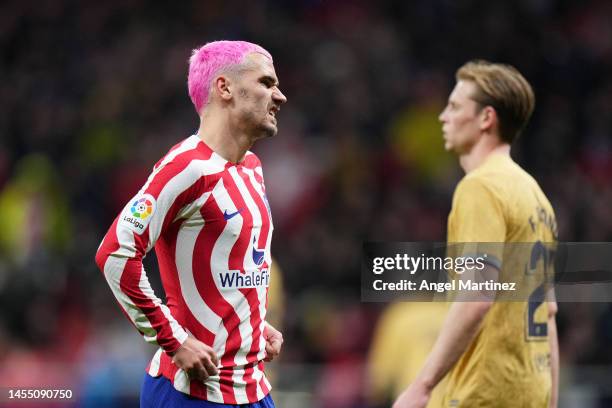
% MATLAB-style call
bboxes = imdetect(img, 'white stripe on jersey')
[240,167,271,361]
[103,246,188,346]
[148,348,163,377]
[102,255,156,343]
[136,136,201,197]
[262,375,272,395]
[253,364,266,401]
[209,178,255,404]
[139,264,189,345]
[174,369,190,394]
[228,167,264,273]
[234,168,271,399]
[147,159,226,250]
[114,221,140,258]
[174,187,213,222]
[174,190,229,355]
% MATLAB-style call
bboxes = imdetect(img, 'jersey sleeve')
[447,177,506,268]
[95,158,206,354]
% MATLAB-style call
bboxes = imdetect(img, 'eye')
[260,79,273,88]
[260,77,278,89]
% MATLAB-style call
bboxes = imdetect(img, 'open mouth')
[269,105,280,118]
[268,109,278,123]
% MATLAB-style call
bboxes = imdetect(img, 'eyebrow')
[260,75,279,87]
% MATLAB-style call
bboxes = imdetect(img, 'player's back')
[444,153,557,408]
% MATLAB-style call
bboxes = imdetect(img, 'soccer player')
[393,61,559,408]
[95,40,287,408]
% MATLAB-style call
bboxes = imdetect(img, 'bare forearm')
[415,301,492,390]
[548,314,559,408]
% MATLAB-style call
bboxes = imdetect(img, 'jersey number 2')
[525,241,553,341]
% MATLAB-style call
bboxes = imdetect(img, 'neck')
[196,107,253,163]
[458,135,510,173]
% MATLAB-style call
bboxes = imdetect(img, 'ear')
[214,75,233,102]
[479,106,498,133]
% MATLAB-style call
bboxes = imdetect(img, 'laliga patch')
[120,193,157,234]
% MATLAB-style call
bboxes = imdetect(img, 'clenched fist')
[264,322,283,362]
[171,336,219,381]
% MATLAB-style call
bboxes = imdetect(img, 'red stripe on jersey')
[221,171,266,402]
[156,216,213,399]
[158,352,173,380]
[242,365,257,401]
[132,224,150,258]
[119,255,181,352]
[144,156,194,200]
[192,194,241,404]
[258,362,270,395]
[156,218,215,347]
[233,167,272,362]
[223,171,250,273]
[164,353,179,387]
[158,175,209,241]
[241,153,259,168]
[95,217,142,329]
[190,379,206,401]
[95,217,120,270]
[238,167,271,255]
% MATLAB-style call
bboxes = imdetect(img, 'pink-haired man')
[96,40,287,408]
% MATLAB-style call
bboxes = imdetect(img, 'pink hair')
[188,40,272,114]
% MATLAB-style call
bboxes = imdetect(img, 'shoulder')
[454,174,497,202]
[456,157,523,203]
[153,136,226,180]
[153,135,202,170]
[451,173,508,221]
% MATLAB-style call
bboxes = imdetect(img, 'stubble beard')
[241,109,278,141]
[255,122,277,140]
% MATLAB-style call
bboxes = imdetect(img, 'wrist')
[168,334,190,357]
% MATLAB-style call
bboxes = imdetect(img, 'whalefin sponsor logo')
[120,194,156,234]
[218,268,270,289]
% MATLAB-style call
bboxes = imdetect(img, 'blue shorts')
[140,374,276,408]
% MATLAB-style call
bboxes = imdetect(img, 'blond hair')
[457,60,535,143]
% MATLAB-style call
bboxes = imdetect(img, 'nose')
[438,108,447,122]
[273,88,287,105]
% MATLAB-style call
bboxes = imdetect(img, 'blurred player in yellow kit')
[367,302,448,407]
[394,61,559,408]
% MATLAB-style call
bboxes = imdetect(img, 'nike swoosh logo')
[223,208,243,221]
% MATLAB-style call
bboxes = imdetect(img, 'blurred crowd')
[1,0,611,406]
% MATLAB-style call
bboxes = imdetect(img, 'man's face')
[439,80,483,154]
[232,53,287,139]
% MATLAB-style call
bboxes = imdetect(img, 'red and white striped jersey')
[95,135,274,404]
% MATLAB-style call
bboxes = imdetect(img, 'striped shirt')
[95,135,274,404]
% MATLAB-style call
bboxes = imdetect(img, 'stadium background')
[1,0,611,406]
